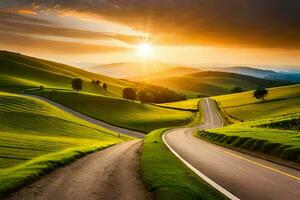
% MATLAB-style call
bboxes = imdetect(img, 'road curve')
[24,94,145,139]
[164,98,300,200]
[6,140,152,200]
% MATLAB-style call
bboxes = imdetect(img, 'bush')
[253,88,268,100]
[122,88,137,101]
[71,78,82,92]
[230,87,243,93]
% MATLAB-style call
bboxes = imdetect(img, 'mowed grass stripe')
[0,92,125,168]
[30,90,194,133]
[0,92,129,196]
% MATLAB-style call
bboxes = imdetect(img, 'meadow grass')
[199,84,300,163]
[0,51,134,96]
[140,129,226,200]
[29,90,194,132]
[0,92,128,196]
[198,125,300,162]
[213,84,300,121]
[157,98,200,111]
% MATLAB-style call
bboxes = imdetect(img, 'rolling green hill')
[0,92,125,169]
[87,62,190,78]
[213,84,300,122]
[143,71,291,96]
[30,90,194,132]
[0,92,127,195]
[157,98,200,111]
[129,66,201,81]
[0,51,134,96]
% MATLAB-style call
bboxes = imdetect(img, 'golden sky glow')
[0,1,300,69]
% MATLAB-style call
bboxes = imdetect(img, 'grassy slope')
[144,71,290,96]
[157,98,200,111]
[141,129,225,200]
[0,92,127,196]
[0,51,134,96]
[213,84,300,121]
[30,90,193,133]
[199,84,300,163]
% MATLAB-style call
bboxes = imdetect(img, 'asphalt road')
[24,94,145,139]
[164,98,300,200]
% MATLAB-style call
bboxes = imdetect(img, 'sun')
[136,43,153,58]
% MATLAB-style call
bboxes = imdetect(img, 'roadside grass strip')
[140,128,226,200]
[198,126,300,163]
[0,143,115,197]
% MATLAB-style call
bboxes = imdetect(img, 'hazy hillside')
[143,71,291,96]
[130,67,201,81]
[87,62,193,78]
[0,51,134,96]
[200,66,300,83]
[213,67,279,78]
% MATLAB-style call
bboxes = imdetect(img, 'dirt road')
[6,140,152,200]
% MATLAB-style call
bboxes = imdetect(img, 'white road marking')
[162,131,239,200]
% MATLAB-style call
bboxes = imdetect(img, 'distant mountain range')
[88,62,300,83]
[87,62,187,79]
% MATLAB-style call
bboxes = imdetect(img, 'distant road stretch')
[24,94,145,139]
[164,98,300,200]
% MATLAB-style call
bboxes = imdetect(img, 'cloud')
[0,32,130,54]
[0,11,139,54]
[1,0,300,49]
[0,18,137,41]
[17,9,37,15]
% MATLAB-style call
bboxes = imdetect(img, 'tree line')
[122,85,186,103]
[71,78,107,92]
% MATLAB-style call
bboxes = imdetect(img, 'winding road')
[7,95,300,200]
[164,98,300,200]
[6,95,150,200]
[24,94,145,139]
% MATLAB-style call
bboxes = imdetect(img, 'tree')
[71,78,82,92]
[103,83,107,91]
[231,87,243,93]
[123,88,137,101]
[138,89,154,104]
[95,80,101,85]
[253,88,268,101]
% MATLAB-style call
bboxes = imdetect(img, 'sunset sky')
[1,0,300,69]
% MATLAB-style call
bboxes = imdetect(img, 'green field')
[213,84,300,122]
[144,71,289,96]
[0,92,128,196]
[29,90,193,132]
[0,51,134,96]
[141,129,225,200]
[199,84,300,163]
[157,98,200,111]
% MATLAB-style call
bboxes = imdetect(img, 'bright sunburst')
[136,43,153,58]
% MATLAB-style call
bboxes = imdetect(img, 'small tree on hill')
[138,89,154,104]
[71,78,82,92]
[103,83,107,91]
[95,80,101,85]
[253,88,268,101]
[123,88,137,101]
[231,87,243,93]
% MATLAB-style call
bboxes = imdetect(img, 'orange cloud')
[17,9,37,15]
